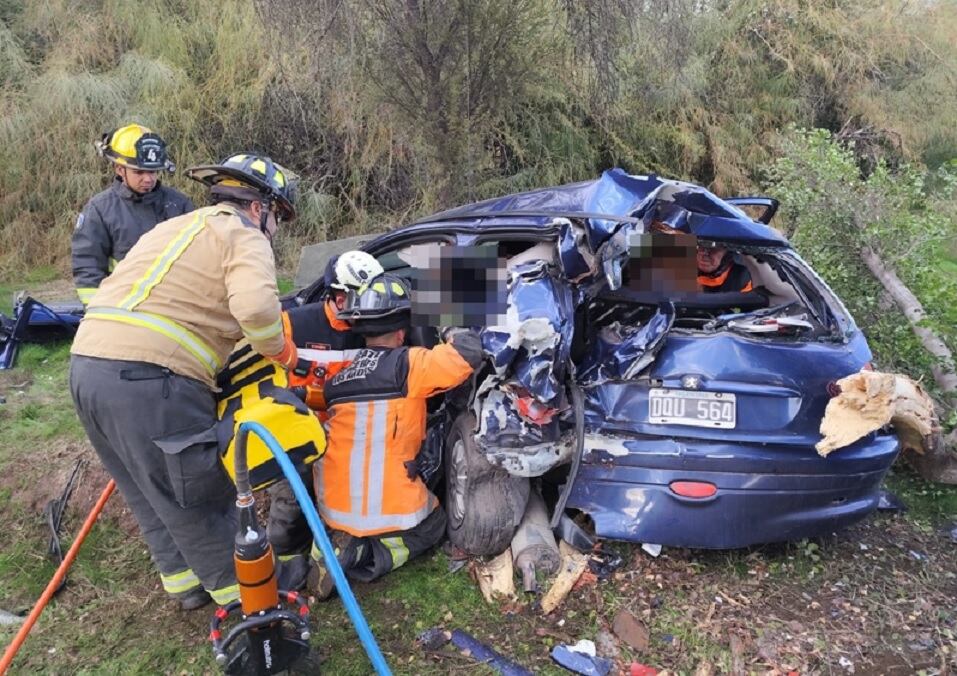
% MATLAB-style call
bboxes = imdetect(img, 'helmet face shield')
[338,274,412,321]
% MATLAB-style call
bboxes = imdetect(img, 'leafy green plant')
[765,128,957,402]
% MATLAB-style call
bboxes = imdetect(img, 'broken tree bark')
[817,371,957,484]
[860,246,957,400]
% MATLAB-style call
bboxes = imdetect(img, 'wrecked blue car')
[296,168,899,555]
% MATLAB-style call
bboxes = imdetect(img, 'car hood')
[420,168,789,250]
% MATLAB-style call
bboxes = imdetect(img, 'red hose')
[0,479,115,674]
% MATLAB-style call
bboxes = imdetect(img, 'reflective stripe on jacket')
[71,204,284,386]
[216,342,326,491]
[72,178,194,304]
[317,342,478,537]
[284,301,364,413]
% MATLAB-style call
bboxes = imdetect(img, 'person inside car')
[648,202,753,293]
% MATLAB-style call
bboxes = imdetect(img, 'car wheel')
[445,413,529,556]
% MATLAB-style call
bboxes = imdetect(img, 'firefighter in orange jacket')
[309,273,483,597]
[257,251,383,574]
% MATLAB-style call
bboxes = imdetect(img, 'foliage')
[766,128,957,396]
[2,0,957,275]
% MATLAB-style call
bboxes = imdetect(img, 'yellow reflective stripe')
[241,318,283,342]
[76,288,97,304]
[118,212,205,310]
[208,583,240,605]
[160,569,201,594]
[278,553,305,562]
[85,307,221,376]
[381,537,409,569]
[108,257,118,272]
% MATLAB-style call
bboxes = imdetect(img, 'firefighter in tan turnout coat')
[69,153,300,610]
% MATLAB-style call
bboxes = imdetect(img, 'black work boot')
[179,588,212,611]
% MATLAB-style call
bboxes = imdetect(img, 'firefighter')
[263,251,383,573]
[72,124,194,305]
[309,273,483,598]
[69,153,299,610]
[648,202,753,293]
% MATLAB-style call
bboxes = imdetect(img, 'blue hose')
[237,421,392,676]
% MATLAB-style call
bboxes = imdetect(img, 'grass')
[1,278,956,673]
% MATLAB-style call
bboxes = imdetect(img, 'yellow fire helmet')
[95,123,174,172]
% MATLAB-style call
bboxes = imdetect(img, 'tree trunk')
[860,246,957,400]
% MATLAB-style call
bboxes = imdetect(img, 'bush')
[765,128,957,398]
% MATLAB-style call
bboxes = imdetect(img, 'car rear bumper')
[565,432,899,548]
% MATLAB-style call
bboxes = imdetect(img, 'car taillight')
[669,481,717,499]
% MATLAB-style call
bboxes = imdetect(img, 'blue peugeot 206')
[295,168,899,555]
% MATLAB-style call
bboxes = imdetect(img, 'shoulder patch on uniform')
[74,213,85,231]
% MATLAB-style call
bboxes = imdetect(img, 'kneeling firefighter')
[310,273,483,597]
[261,251,384,573]
[216,251,383,585]
[70,152,300,611]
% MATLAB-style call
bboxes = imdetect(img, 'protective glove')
[265,332,298,370]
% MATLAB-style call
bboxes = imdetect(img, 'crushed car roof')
[416,168,790,249]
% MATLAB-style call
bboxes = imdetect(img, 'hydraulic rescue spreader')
[209,428,311,674]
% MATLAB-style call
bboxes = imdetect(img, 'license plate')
[648,388,736,429]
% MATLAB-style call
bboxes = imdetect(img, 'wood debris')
[541,540,588,615]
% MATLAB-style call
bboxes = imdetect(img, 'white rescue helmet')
[330,251,384,292]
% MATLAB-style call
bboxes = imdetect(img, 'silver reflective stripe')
[297,348,362,364]
[349,402,369,518]
[317,500,434,534]
[365,402,388,518]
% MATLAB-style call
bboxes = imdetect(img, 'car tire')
[445,413,529,557]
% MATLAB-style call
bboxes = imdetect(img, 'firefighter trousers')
[310,505,447,583]
[69,356,239,605]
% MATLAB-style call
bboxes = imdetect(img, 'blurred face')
[696,245,728,275]
[116,165,158,194]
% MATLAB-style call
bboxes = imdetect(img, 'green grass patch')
[885,466,957,525]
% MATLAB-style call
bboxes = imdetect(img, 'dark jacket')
[71,177,194,303]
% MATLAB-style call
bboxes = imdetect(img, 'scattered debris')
[0,610,25,626]
[611,609,649,652]
[418,627,533,676]
[838,655,855,672]
[949,523,957,543]
[511,490,561,593]
[542,541,588,615]
[908,549,928,562]
[587,548,624,580]
[594,628,621,662]
[641,543,662,558]
[45,459,84,595]
[628,663,659,676]
[877,489,907,512]
[472,548,516,603]
[551,641,613,676]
